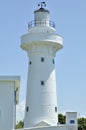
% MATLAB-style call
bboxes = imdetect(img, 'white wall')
[24,50,58,127]
[0,81,14,130]
[66,112,77,130]
[66,112,77,126]
[16,125,77,130]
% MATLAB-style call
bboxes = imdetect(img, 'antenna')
[38,1,46,8]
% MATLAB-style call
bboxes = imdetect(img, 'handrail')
[28,20,55,29]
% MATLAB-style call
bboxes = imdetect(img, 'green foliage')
[78,118,86,130]
[58,113,66,124]
[15,121,24,129]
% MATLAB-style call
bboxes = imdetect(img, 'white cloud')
[16,100,25,123]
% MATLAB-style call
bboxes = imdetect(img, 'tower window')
[26,106,29,112]
[55,107,57,112]
[29,61,32,65]
[53,59,55,64]
[41,57,44,62]
[41,81,44,85]
[70,120,75,124]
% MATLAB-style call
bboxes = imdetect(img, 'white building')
[0,76,20,130]
[20,2,77,130]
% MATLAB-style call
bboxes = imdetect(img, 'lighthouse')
[21,2,63,128]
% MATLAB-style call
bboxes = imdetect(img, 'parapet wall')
[14,124,77,130]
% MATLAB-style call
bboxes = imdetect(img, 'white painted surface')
[21,6,63,128]
[34,8,50,26]
[34,8,49,21]
[15,124,77,130]
[0,76,20,130]
[28,26,56,33]
[24,53,58,127]
[66,112,77,126]
[0,76,20,104]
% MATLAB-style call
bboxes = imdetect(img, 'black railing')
[28,20,55,29]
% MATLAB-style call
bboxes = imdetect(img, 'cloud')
[16,100,25,123]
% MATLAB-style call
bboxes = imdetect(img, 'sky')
[0,0,86,122]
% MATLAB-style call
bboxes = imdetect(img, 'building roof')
[34,8,49,13]
[0,76,20,104]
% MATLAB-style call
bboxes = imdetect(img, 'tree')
[78,118,86,130]
[16,121,24,129]
[58,113,66,124]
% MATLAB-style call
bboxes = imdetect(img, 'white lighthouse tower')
[21,2,63,128]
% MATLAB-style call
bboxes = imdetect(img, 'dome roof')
[34,7,49,13]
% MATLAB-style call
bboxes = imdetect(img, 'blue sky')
[0,0,86,121]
